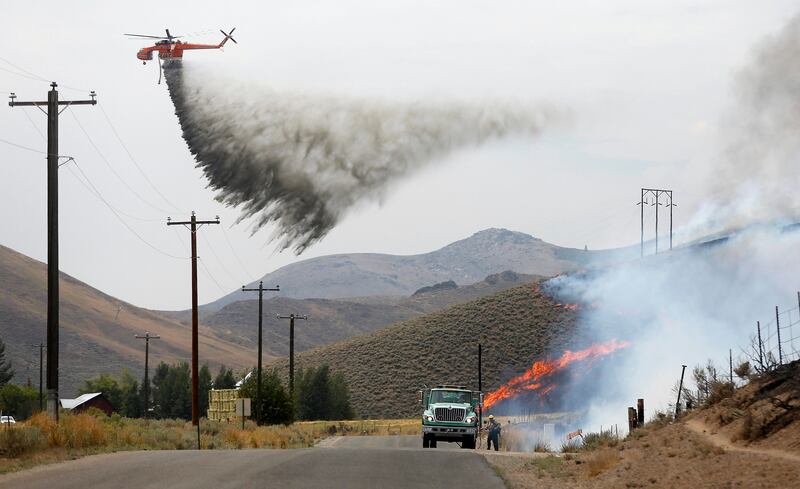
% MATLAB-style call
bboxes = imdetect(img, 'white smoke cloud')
[695,13,800,237]
[548,226,800,433]
[165,61,558,253]
[542,13,800,436]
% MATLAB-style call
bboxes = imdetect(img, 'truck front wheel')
[461,435,476,449]
[422,435,430,448]
[430,436,437,448]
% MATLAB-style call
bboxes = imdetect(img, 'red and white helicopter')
[126,28,236,82]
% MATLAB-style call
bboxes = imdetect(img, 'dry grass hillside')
[203,271,539,358]
[0,245,254,396]
[488,360,800,489]
[269,280,587,418]
[689,359,800,456]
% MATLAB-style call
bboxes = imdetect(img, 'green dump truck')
[419,385,481,449]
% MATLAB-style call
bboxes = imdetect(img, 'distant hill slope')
[0,244,255,397]
[269,281,588,418]
[200,228,628,312]
[203,271,539,358]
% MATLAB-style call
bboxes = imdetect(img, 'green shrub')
[0,384,38,421]
[581,431,618,451]
[532,439,551,453]
[560,440,579,453]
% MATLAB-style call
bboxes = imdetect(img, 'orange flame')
[483,339,630,409]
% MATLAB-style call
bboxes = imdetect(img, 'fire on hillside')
[483,339,630,410]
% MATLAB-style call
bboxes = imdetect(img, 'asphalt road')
[0,437,504,489]
[319,434,461,449]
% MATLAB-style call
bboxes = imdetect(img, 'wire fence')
[670,292,800,413]
[738,291,800,373]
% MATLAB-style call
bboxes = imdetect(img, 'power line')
[67,162,163,222]
[200,232,243,287]
[0,64,47,84]
[22,110,161,222]
[97,102,182,212]
[0,55,89,92]
[4,115,164,224]
[198,257,230,293]
[69,160,187,259]
[21,109,45,140]
[0,136,49,155]
[171,226,190,253]
[567,200,640,245]
[220,224,257,282]
[68,107,174,215]
[0,56,50,83]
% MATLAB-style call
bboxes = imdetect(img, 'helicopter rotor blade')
[162,29,183,39]
[124,33,166,39]
[220,27,237,44]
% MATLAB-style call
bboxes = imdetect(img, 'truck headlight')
[464,415,477,424]
[424,414,435,422]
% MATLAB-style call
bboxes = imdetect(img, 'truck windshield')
[430,390,471,404]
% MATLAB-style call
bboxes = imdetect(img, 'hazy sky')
[1,1,797,309]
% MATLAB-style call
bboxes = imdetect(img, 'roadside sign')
[235,398,251,417]
[567,429,583,441]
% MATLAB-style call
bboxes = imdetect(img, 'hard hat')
[488,415,494,419]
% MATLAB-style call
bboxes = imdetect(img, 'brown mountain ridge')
[203,271,540,359]
[0,244,254,397]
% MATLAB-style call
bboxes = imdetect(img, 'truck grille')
[435,407,466,422]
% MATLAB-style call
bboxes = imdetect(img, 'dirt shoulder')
[684,418,800,463]
[485,420,800,489]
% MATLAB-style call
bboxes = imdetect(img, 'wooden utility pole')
[627,407,637,432]
[729,349,734,384]
[135,332,161,417]
[9,83,97,420]
[478,342,483,429]
[636,398,644,427]
[242,281,279,423]
[37,343,45,412]
[276,314,308,399]
[775,306,783,365]
[167,212,219,425]
[675,364,687,418]
[756,321,764,370]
